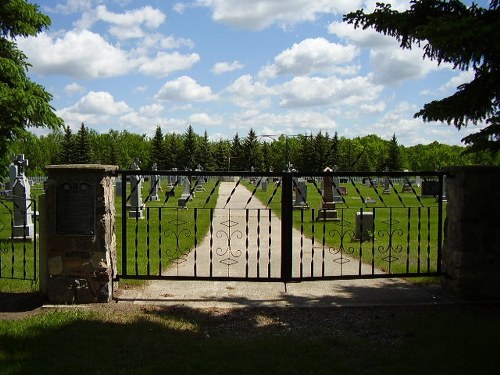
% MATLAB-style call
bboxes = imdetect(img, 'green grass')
[244,178,444,276]
[0,304,498,374]
[115,178,219,278]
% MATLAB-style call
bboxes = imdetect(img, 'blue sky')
[19,0,489,146]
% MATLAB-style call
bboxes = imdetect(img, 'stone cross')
[11,155,34,239]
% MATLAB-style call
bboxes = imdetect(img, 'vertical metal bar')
[311,208,315,277]
[146,208,150,275]
[194,208,198,277]
[257,209,261,278]
[417,206,422,273]
[10,210,15,278]
[388,208,393,274]
[406,207,411,273]
[281,172,293,282]
[437,173,444,274]
[121,171,127,277]
[371,208,376,275]
[358,208,363,276]
[246,209,249,278]
[134,209,139,275]
[33,199,37,281]
[300,208,304,279]
[158,208,162,275]
[321,212,326,277]
[268,209,272,277]
[427,207,431,273]
[209,208,214,278]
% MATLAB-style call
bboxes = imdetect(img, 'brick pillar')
[442,166,500,299]
[40,164,118,304]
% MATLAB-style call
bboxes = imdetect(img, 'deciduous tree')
[0,0,64,172]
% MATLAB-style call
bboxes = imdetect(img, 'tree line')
[4,123,498,177]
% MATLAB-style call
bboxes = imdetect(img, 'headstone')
[316,167,339,221]
[332,165,343,202]
[11,155,34,239]
[115,178,122,197]
[128,159,144,219]
[383,176,391,194]
[9,156,18,193]
[41,164,118,304]
[194,165,205,192]
[293,179,309,209]
[150,163,160,201]
[261,178,268,192]
[178,176,192,207]
[355,211,374,241]
[401,183,412,193]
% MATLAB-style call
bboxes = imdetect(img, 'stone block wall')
[40,164,118,304]
[442,166,500,299]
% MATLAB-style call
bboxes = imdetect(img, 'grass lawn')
[0,303,499,374]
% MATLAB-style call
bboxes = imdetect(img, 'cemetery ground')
[1,177,500,373]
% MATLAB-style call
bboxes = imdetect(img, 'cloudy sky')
[19,0,488,146]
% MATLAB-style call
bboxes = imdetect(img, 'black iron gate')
[0,195,37,281]
[116,170,445,282]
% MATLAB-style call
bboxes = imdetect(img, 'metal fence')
[0,196,37,281]
[117,170,445,282]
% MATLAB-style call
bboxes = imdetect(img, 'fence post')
[281,172,293,282]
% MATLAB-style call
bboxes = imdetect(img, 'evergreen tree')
[213,139,231,171]
[195,130,216,170]
[313,132,331,171]
[385,134,403,171]
[242,129,263,171]
[327,132,340,168]
[59,125,75,163]
[150,125,166,169]
[182,125,198,170]
[74,123,91,164]
[344,0,500,153]
[230,133,244,171]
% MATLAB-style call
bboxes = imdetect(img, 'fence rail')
[117,170,445,282]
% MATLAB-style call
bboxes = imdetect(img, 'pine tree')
[230,133,244,171]
[344,0,500,153]
[242,129,263,171]
[182,125,198,170]
[150,125,166,169]
[74,123,91,164]
[59,125,76,164]
[385,134,403,171]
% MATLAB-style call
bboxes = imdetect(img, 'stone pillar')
[442,166,500,300]
[40,164,118,304]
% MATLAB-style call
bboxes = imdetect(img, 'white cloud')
[226,74,274,108]
[196,0,363,30]
[94,5,166,39]
[64,82,86,95]
[212,60,244,74]
[328,21,395,48]
[188,112,223,126]
[139,103,165,116]
[48,0,92,14]
[64,91,132,115]
[156,76,216,102]
[138,51,200,77]
[18,30,132,79]
[277,75,383,108]
[370,46,445,85]
[271,38,358,76]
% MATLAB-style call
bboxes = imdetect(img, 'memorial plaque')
[56,181,95,235]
